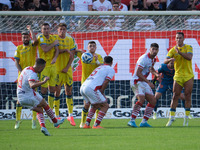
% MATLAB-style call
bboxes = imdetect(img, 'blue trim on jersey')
[14,57,19,60]
[187,52,193,54]
[166,56,171,58]
[40,43,47,46]
[55,44,59,46]
[70,47,76,51]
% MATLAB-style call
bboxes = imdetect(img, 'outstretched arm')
[29,77,49,89]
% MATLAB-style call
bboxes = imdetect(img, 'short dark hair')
[176,32,184,38]
[42,23,50,27]
[150,43,159,49]
[35,58,46,66]
[58,23,67,28]
[113,2,119,5]
[21,31,29,36]
[104,56,113,64]
[88,41,96,45]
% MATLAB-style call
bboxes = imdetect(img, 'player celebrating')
[152,61,186,119]
[165,32,194,127]
[53,23,75,126]
[17,58,64,136]
[75,41,104,128]
[80,56,115,129]
[128,43,160,128]
[14,25,38,129]
[37,23,59,112]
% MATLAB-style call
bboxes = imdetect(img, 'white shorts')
[80,85,107,104]
[131,81,153,96]
[17,90,43,109]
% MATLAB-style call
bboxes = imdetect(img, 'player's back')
[17,67,38,93]
[83,65,115,89]
[158,63,174,82]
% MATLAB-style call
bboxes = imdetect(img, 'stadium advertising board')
[1,31,200,82]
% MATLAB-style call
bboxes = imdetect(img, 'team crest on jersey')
[40,38,44,42]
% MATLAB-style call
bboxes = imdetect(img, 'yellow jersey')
[14,43,37,71]
[37,34,57,67]
[77,52,103,83]
[167,44,194,78]
[53,35,76,72]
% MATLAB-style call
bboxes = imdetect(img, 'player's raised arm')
[29,76,49,89]
[27,25,38,46]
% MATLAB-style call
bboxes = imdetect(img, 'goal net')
[0,11,200,119]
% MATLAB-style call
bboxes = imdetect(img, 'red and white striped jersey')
[82,64,115,90]
[131,53,156,84]
[17,67,38,93]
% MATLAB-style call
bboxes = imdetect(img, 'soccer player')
[17,58,64,136]
[53,23,75,126]
[80,56,115,129]
[165,32,194,127]
[37,23,59,113]
[75,41,104,128]
[14,25,38,129]
[152,61,186,119]
[128,43,160,128]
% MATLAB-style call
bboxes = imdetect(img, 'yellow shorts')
[56,67,73,86]
[40,65,57,88]
[174,76,194,87]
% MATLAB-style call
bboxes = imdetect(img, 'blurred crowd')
[1,0,200,11]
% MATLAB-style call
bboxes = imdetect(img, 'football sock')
[143,103,154,120]
[81,107,88,123]
[86,107,96,125]
[154,100,159,112]
[185,108,190,118]
[37,112,45,128]
[32,111,37,121]
[16,104,22,121]
[48,92,54,109]
[169,108,176,119]
[131,101,142,119]
[66,95,73,116]
[94,111,106,126]
[54,97,60,117]
[43,105,57,123]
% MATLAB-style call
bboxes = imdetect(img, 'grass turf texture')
[0,118,200,150]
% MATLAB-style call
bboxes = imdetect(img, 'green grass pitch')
[0,118,200,150]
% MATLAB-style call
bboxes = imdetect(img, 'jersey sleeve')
[28,72,38,82]
[158,64,164,73]
[14,46,20,60]
[98,54,104,64]
[77,51,82,59]
[70,37,76,51]
[106,68,115,80]
[187,45,193,54]
[137,56,146,69]
[167,48,175,58]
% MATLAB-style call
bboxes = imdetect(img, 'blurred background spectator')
[33,0,42,11]
[40,0,49,10]
[61,0,71,11]
[192,0,200,10]
[0,0,12,10]
[0,4,10,11]
[71,0,92,11]
[49,0,61,11]
[93,0,112,11]
[167,0,189,10]
[12,0,26,11]
[27,3,35,11]
[129,0,143,10]
[114,0,128,11]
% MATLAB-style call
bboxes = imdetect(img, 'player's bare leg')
[183,78,193,126]
[166,81,182,127]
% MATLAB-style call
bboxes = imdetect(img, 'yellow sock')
[32,111,37,120]
[94,109,100,122]
[170,111,175,117]
[81,109,88,124]
[54,98,60,117]
[16,105,22,121]
[185,111,190,117]
[66,97,73,115]
[48,93,54,109]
